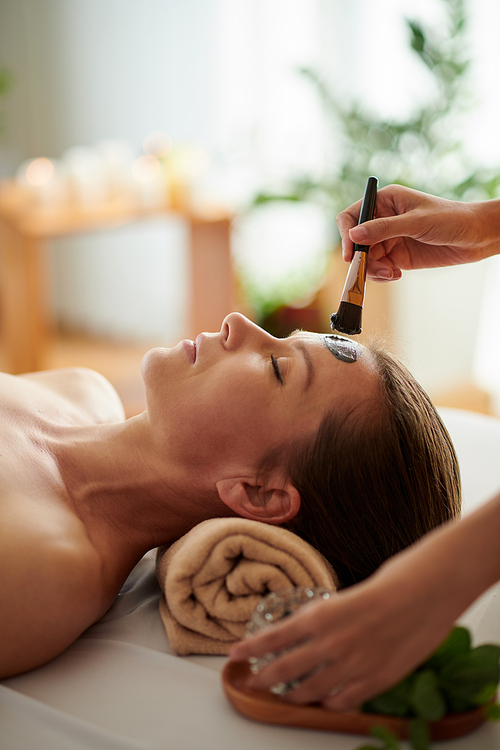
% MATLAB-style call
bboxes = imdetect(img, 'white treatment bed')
[3,407,500,750]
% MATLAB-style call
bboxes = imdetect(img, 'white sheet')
[2,407,500,750]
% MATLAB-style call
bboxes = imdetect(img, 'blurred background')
[0,0,499,417]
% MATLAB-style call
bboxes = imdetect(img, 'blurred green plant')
[0,65,13,136]
[244,0,499,328]
[254,0,500,215]
[354,626,500,750]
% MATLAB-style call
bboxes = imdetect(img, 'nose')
[222,312,276,351]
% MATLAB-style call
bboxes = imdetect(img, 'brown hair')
[263,344,461,588]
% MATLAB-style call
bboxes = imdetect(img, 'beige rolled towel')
[155,517,338,655]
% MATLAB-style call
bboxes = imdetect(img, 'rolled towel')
[155,517,338,655]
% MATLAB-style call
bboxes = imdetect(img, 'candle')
[16,157,68,207]
[62,146,109,206]
[131,154,165,208]
[97,139,136,199]
[142,131,172,159]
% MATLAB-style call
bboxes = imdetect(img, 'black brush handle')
[353,176,378,253]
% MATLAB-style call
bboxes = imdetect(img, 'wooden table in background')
[0,183,236,373]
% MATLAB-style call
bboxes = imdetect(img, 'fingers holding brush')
[362,246,403,283]
[337,183,500,278]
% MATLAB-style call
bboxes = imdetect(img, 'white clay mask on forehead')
[320,334,359,363]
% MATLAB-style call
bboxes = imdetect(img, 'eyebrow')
[294,341,314,392]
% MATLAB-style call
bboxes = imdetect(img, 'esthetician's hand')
[229,556,458,711]
[336,185,500,282]
[229,494,500,710]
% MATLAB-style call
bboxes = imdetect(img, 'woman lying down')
[0,313,460,679]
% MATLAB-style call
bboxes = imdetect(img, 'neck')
[53,413,223,568]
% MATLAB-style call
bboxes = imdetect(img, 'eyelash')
[270,355,284,385]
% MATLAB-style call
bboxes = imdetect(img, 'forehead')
[320,333,360,363]
[289,330,370,364]
[289,331,379,391]
[276,332,381,425]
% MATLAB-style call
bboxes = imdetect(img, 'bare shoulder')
[20,367,126,424]
[0,508,106,678]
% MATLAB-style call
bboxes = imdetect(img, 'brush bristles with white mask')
[330,176,378,336]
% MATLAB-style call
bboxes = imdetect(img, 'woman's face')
[141,313,379,478]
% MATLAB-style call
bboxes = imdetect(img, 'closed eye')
[271,355,284,385]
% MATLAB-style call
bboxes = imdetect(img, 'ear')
[216,473,301,525]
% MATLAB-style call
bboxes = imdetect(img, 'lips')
[182,339,196,364]
[195,333,206,361]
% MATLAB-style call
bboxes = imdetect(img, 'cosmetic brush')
[330,176,378,335]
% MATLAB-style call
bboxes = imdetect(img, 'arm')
[229,492,500,710]
[336,185,500,281]
[0,517,104,678]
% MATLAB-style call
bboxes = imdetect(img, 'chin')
[140,346,171,380]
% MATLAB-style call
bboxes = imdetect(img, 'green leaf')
[409,670,446,721]
[252,192,302,205]
[409,718,430,750]
[425,626,471,671]
[474,681,498,705]
[446,694,476,713]
[0,67,13,97]
[475,644,500,663]
[370,724,401,749]
[440,645,500,704]
[485,703,500,721]
[363,678,411,717]
[407,20,426,53]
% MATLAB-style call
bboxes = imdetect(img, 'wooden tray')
[222,660,489,741]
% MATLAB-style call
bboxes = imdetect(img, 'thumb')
[349,214,417,245]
